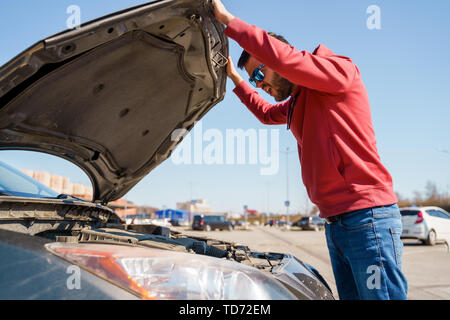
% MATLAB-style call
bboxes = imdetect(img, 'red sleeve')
[233,81,289,125]
[226,18,357,94]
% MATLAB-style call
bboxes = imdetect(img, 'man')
[213,0,408,300]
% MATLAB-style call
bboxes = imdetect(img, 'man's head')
[238,32,295,102]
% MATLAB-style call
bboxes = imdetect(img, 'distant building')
[226,211,243,219]
[155,209,190,221]
[33,171,52,187]
[176,199,211,213]
[245,209,260,217]
[21,169,92,198]
[20,169,136,218]
[109,199,137,217]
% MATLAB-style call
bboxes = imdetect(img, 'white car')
[400,206,450,245]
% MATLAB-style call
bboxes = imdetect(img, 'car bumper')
[401,224,428,240]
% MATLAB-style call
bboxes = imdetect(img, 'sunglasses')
[249,64,265,87]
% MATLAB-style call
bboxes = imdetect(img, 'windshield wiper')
[0,191,13,196]
[56,193,87,202]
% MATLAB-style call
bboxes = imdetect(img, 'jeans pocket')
[389,227,403,267]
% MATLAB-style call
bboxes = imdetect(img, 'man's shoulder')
[313,44,333,56]
[313,44,353,62]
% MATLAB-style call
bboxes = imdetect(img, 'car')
[293,216,325,231]
[400,206,450,246]
[169,218,190,227]
[234,220,251,230]
[169,218,181,226]
[192,214,234,231]
[0,160,334,300]
[0,0,334,300]
[265,219,289,227]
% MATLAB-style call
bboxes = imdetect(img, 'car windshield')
[0,160,59,198]
[400,210,420,216]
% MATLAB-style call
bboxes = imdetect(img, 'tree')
[412,190,423,203]
[425,181,440,202]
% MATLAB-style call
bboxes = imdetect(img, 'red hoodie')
[226,18,397,218]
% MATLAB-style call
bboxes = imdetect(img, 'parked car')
[293,216,325,231]
[0,0,333,300]
[169,218,190,227]
[400,206,450,245]
[265,219,289,227]
[234,220,250,229]
[192,214,234,231]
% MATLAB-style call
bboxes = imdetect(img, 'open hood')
[0,0,228,203]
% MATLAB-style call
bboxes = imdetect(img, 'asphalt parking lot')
[178,225,450,300]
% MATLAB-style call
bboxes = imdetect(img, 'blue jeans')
[325,204,408,300]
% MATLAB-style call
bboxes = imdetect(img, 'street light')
[280,147,295,224]
[266,182,270,225]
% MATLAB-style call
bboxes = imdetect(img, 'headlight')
[46,243,296,300]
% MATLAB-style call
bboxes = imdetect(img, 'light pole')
[188,181,194,224]
[266,182,270,225]
[243,205,248,223]
[281,147,294,224]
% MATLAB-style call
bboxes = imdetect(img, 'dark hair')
[237,32,291,70]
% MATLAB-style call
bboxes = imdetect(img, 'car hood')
[0,0,228,203]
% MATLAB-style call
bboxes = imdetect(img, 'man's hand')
[212,0,235,25]
[226,56,243,86]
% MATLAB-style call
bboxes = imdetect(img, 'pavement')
[179,225,450,300]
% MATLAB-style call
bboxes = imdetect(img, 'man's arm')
[226,56,244,86]
[234,81,290,125]
[227,56,289,125]
[213,0,357,94]
[212,0,235,25]
[214,2,291,125]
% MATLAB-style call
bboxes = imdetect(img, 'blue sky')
[0,0,449,214]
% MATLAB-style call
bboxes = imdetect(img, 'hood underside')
[0,0,228,203]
